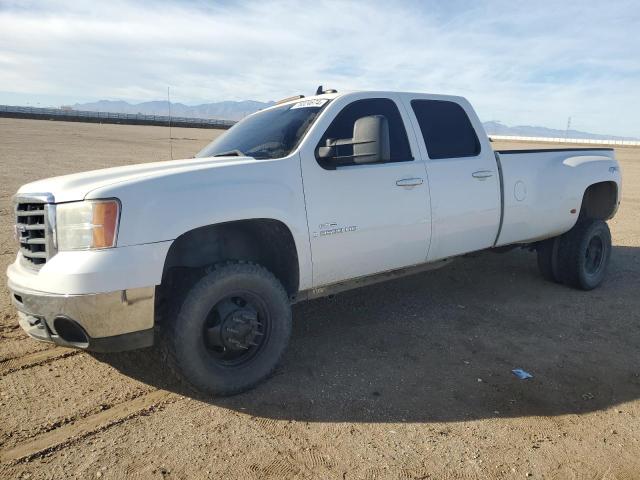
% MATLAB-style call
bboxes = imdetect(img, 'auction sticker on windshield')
[290,99,328,109]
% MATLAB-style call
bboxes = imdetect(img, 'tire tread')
[556,219,611,290]
[537,237,560,283]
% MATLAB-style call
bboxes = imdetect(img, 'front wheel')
[557,219,612,290]
[162,262,292,396]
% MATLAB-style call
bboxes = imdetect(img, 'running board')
[294,259,452,303]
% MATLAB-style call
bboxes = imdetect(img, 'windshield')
[196,99,329,160]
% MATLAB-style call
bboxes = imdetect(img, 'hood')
[16,155,255,203]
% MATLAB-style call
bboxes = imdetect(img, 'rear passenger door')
[402,96,501,261]
[299,95,432,287]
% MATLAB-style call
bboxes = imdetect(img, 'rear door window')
[410,100,481,159]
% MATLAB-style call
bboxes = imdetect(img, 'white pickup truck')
[8,90,621,395]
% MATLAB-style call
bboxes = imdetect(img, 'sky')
[0,0,639,137]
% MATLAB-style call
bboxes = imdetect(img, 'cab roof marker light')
[275,95,305,105]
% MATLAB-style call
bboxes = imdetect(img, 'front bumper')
[6,240,171,352]
[9,281,155,352]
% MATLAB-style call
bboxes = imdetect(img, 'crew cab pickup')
[8,90,622,395]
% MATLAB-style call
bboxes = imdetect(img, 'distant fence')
[489,134,640,147]
[2,105,637,143]
[0,105,236,129]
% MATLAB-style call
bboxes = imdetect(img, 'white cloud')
[0,0,638,136]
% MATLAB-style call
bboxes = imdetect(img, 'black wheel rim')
[202,291,271,367]
[584,235,605,275]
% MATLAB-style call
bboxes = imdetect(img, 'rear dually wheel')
[556,219,612,290]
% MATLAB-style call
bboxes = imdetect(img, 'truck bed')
[493,147,618,247]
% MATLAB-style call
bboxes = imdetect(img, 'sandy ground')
[0,117,639,479]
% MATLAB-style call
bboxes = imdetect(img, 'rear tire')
[556,219,611,290]
[162,262,292,396]
[536,237,561,283]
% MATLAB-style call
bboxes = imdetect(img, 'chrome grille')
[15,197,54,267]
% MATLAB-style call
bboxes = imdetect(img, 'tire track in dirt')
[259,456,302,479]
[0,347,79,375]
[4,388,156,447]
[252,416,283,436]
[233,415,318,479]
[297,448,335,469]
[0,389,175,463]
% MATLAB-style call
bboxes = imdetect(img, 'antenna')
[168,86,173,160]
[315,85,323,95]
[565,116,571,140]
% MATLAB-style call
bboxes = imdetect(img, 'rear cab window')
[410,100,481,159]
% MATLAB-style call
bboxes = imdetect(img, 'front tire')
[557,219,612,290]
[162,262,292,396]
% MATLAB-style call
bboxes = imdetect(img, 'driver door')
[299,96,432,287]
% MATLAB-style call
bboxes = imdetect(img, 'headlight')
[56,199,120,250]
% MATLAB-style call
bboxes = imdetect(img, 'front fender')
[87,155,313,290]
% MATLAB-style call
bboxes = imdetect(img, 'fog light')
[53,317,89,347]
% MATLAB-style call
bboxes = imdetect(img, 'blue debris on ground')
[512,368,533,380]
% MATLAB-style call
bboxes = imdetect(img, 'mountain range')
[72,100,637,141]
[72,99,275,121]
[482,121,636,141]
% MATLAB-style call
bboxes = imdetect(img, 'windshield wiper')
[213,149,245,157]
[247,146,284,159]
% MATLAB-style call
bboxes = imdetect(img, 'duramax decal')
[313,225,358,238]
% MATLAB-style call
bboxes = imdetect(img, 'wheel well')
[161,219,300,296]
[579,181,618,221]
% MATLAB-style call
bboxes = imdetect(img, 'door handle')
[396,177,424,187]
[472,170,494,180]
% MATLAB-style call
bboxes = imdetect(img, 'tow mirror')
[316,115,390,164]
[352,115,390,164]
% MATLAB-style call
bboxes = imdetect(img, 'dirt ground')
[0,117,639,479]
